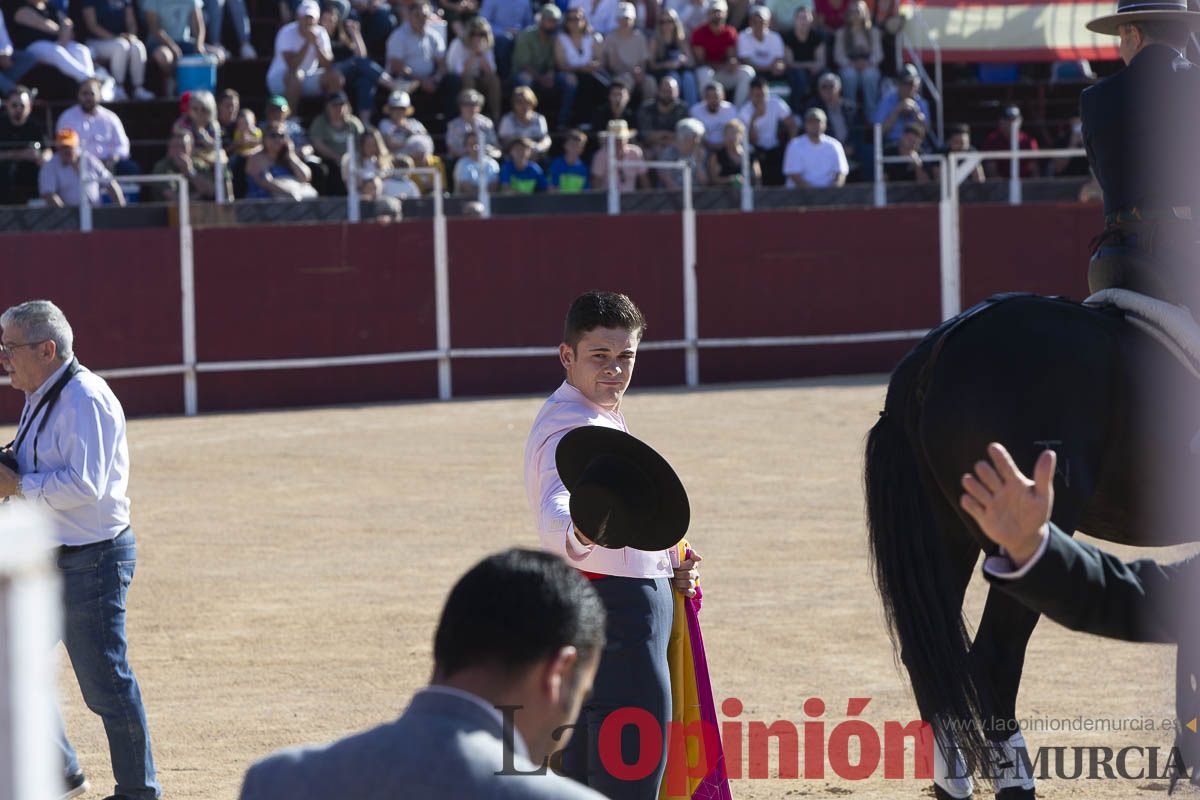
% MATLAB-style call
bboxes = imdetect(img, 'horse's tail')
[865,340,990,773]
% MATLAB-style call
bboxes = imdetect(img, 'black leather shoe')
[60,772,88,800]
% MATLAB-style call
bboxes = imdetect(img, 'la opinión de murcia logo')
[495,697,1193,789]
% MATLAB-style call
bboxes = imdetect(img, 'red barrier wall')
[446,214,686,395]
[0,228,184,418]
[695,206,941,382]
[961,203,1099,304]
[0,203,1089,418]
[193,222,438,410]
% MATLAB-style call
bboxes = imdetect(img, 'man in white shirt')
[386,1,448,110]
[689,81,737,150]
[266,0,336,111]
[240,549,608,799]
[783,106,847,187]
[524,291,701,799]
[739,76,796,185]
[39,127,126,207]
[55,77,139,175]
[0,300,159,800]
[736,5,786,78]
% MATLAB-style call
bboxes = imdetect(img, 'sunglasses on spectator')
[266,131,287,139]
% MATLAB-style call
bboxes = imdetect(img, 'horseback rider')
[1083,0,1200,305]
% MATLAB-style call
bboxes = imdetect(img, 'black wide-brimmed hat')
[1088,0,1200,35]
[555,427,690,552]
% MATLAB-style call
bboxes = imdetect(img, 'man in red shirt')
[690,0,754,105]
[982,105,1041,179]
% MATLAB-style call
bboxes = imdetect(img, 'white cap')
[296,0,320,18]
[709,0,728,12]
[617,1,636,18]
[749,4,769,18]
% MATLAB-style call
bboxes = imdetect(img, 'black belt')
[57,527,130,555]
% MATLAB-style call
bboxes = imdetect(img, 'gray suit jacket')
[239,689,607,800]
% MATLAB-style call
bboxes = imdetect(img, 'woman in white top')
[444,15,501,115]
[497,86,551,157]
[567,0,620,35]
[342,126,421,200]
[833,0,882,119]
[602,2,655,101]
[554,7,605,127]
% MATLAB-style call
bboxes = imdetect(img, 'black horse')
[865,293,1200,799]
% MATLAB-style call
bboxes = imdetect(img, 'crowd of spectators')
[0,0,1099,209]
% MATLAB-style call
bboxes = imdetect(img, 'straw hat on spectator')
[601,119,636,139]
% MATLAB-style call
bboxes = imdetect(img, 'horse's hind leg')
[968,588,1041,799]
[923,498,985,800]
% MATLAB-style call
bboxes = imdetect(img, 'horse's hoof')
[996,788,1036,799]
[933,787,972,800]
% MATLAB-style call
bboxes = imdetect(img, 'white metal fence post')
[873,124,885,208]
[606,133,619,215]
[432,170,451,400]
[79,154,93,232]
[214,127,226,205]
[1009,118,1022,206]
[681,162,699,387]
[178,176,198,416]
[938,154,961,320]
[740,142,752,212]
[0,507,60,800]
[347,133,360,223]
[476,128,491,218]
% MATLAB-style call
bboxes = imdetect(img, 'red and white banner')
[903,0,1121,63]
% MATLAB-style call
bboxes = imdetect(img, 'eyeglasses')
[0,340,45,358]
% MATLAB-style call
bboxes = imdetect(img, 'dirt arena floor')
[53,377,1198,798]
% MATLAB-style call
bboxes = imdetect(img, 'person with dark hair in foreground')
[238,548,608,799]
[960,442,1200,786]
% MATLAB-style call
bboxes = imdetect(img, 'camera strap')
[5,358,83,471]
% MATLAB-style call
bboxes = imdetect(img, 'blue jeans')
[0,49,37,94]
[335,56,385,116]
[840,64,880,121]
[57,529,159,799]
[203,0,250,46]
